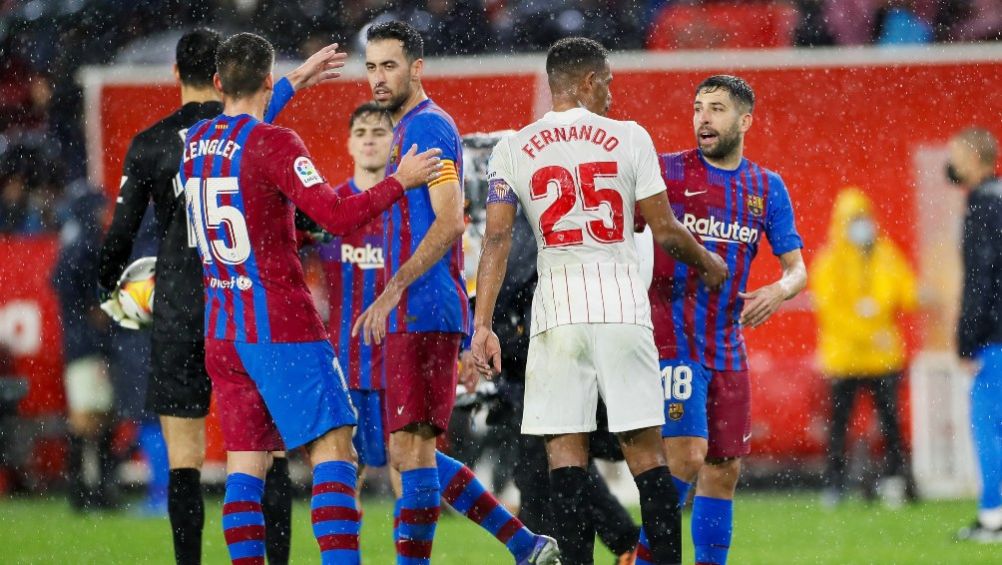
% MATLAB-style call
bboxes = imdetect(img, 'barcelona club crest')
[747,194,764,216]
[390,142,401,165]
[668,403,684,421]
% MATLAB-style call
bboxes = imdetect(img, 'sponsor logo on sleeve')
[294,156,323,187]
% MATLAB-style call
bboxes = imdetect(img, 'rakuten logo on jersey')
[209,276,253,290]
[682,213,760,245]
[341,244,384,270]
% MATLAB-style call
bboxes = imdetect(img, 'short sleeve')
[764,173,804,256]
[631,124,667,201]
[404,112,460,163]
[486,138,519,207]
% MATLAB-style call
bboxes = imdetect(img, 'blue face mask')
[847,218,876,247]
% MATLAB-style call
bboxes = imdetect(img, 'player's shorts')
[146,339,212,418]
[64,356,113,413]
[205,338,356,451]
[705,368,752,460]
[384,332,462,434]
[522,323,664,435]
[349,389,387,468]
[660,358,712,439]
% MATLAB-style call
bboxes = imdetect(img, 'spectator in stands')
[811,186,919,508]
[50,179,117,512]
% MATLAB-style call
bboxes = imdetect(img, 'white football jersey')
[487,107,667,336]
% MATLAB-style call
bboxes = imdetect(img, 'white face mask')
[847,218,876,247]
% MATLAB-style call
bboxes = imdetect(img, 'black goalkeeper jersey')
[98,101,223,343]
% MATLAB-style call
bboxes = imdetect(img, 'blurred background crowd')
[2,0,1001,238]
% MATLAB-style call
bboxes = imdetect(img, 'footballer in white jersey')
[488,108,665,339]
[471,37,728,565]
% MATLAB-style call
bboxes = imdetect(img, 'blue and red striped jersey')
[319,179,384,390]
[384,98,470,335]
[649,149,802,370]
[180,114,405,344]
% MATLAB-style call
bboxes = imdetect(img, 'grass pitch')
[0,492,998,563]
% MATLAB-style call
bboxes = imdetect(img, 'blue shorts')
[349,389,388,468]
[225,340,356,450]
[659,357,712,439]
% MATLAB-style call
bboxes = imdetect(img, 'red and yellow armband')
[428,159,460,189]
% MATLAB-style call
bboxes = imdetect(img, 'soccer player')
[323,102,559,563]
[96,28,343,564]
[636,75,806,565]
[180,32,441,564]
[471,37,729,565]
[950,127,1002,542]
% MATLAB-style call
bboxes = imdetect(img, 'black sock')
[550,466,595,565]
[635,466,681,565]
[66,434,86,510]
[168,468,203,565]
[264,457,292,565]
[96,428,118,508]
[589,464,639,555]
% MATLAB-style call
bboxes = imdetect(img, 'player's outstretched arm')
[352,163,461,346]
[284,43,348,91]
[638,191,729,290]
[471,203,517,377]
[738,249,806,328]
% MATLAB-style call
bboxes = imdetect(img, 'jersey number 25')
[531,161,625,248]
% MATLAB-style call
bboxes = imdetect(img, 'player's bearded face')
[366,40,414,114]
[693,90,745,160]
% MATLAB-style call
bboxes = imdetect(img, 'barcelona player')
[636,75,807,565]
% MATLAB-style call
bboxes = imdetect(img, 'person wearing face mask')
[949,127,1002,543]
[810,187,919,509]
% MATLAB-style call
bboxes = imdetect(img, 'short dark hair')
[956,127,999,166]
[349,102,391,130]
[546,37,609,82]
[215,33,274,99]
[176,28,221,88]
[366,21,424,61]
[695,75,755,113]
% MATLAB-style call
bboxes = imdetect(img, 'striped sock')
[436,451,536,560]
[311,461,361,564]
[692,496,733,565]
[636,475,692,564]
[396,467,441,564]
[222,473,266,565]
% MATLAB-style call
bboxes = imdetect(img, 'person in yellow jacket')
[811,186,919,507]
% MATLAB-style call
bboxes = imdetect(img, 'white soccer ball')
[116,257,156,327]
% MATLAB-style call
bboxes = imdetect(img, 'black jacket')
[97,102,223,343]
[958,177,1002,358]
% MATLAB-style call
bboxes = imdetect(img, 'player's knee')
[701,457,741,492]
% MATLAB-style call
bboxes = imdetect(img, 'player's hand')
[351,285,403,345]
[458,349,479,393]
[99,290,141,330]
[391,145,443,189]
[738,283,786,328]
[699,251,729,291]
[470,327,502,378]
[285,43,347,91]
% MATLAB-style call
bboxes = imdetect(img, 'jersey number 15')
[177,175,251,266]
[531,161,625,248]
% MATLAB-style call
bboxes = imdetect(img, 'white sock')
[978,506,1002,529]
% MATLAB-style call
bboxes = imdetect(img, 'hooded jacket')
[958,177,1002,358]
[810,187,918,376]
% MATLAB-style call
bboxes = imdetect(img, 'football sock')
[549,466,595,565]
[635,476,691,565]
[264,457,292,565]
[396,467,440,564]
[139,420,169,512]
[436,451,536,560]
[66,434,86,509]
[168,468,204,565]
[692,496,733,565]
[222,473,266,565]
[635,466,681,564]
[311,461,361,564]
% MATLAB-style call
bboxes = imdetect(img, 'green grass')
[0,492,998,563]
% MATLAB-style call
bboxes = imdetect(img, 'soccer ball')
[116,257,156,327]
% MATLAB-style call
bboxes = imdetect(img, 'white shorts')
[64,356,113,413]
[522,323,664,435]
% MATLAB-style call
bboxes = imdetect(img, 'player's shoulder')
[410,101,459,132]
[746,159,789,194]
